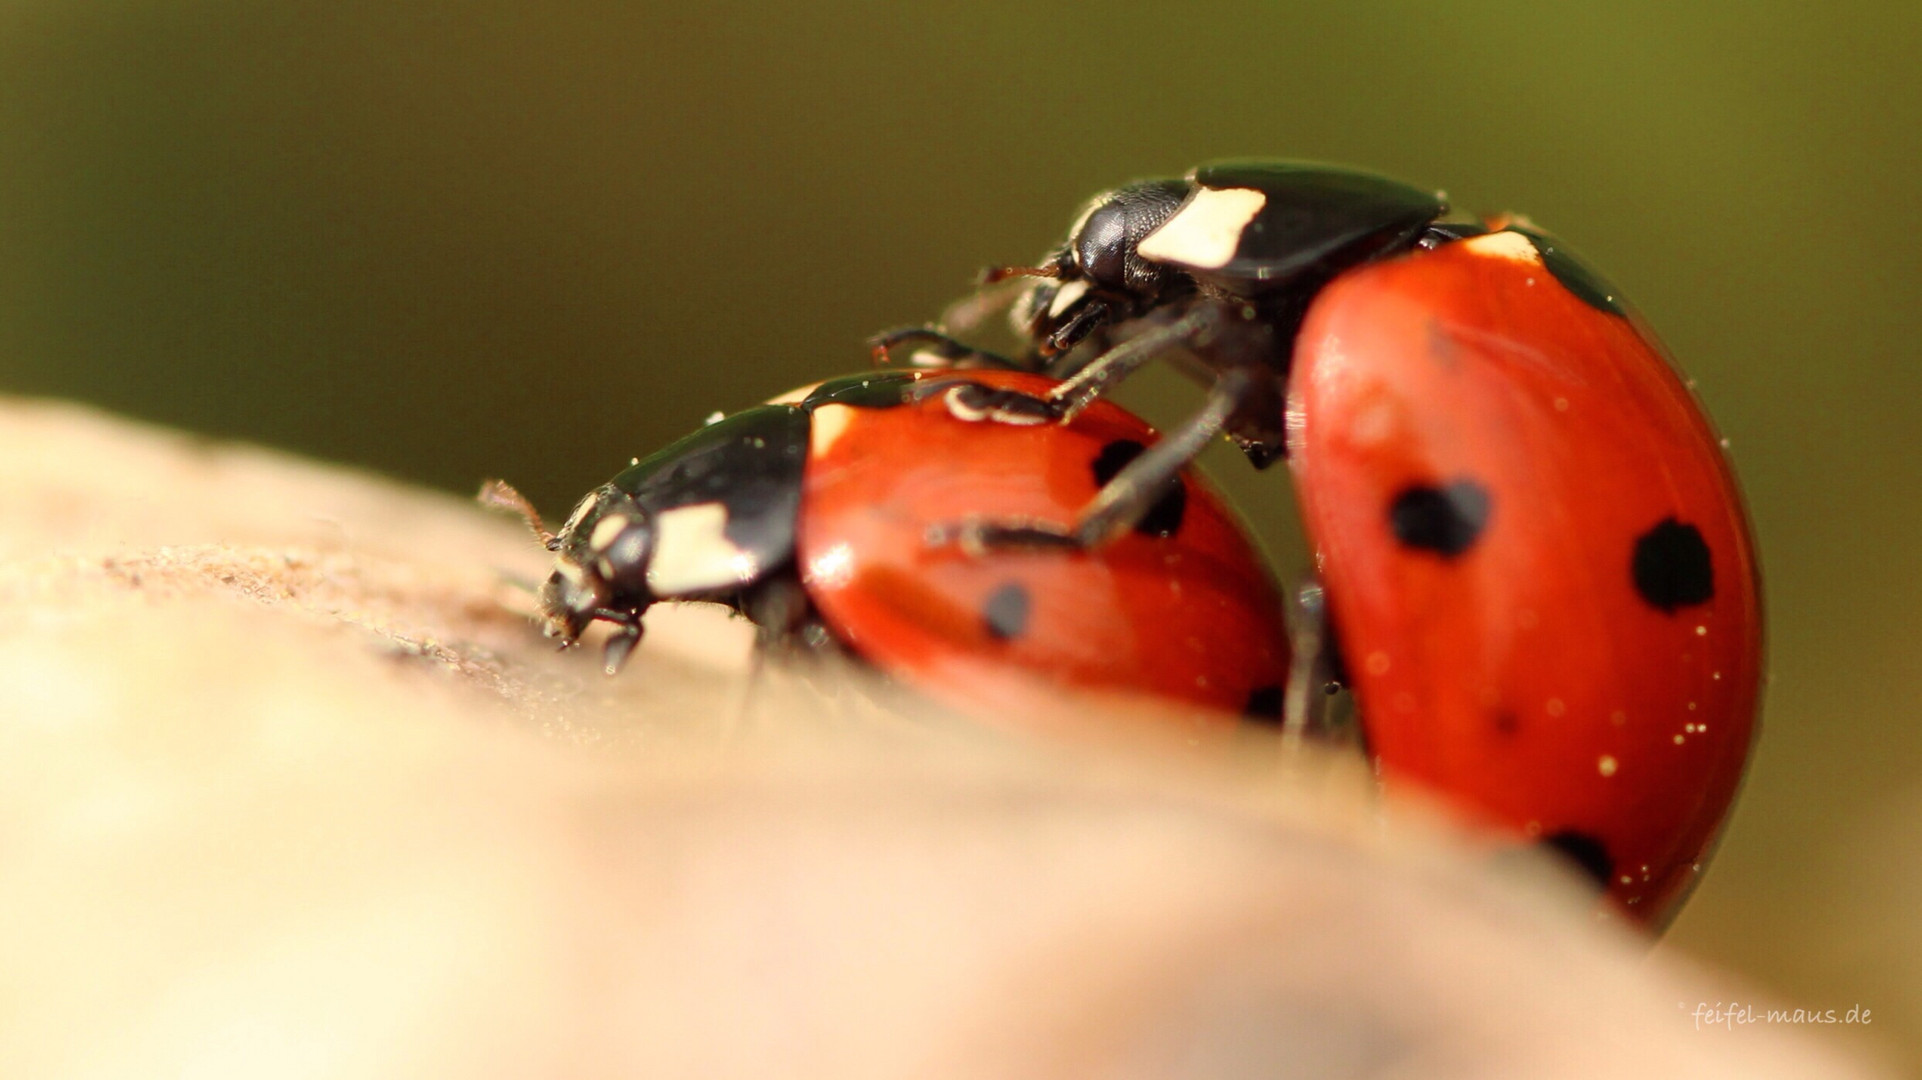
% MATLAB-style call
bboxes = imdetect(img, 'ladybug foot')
[596,613,644,675]
[1281,580,1357,748]
[925,380,1066,426]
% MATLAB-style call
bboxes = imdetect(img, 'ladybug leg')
[929,380,1065,425]
[1040,306,1223,421]
[929,366,1257,554]
[1061,365,1255,545]
[1281,580,1362,751]
[593,607,646,675]
[868,327,1029,371]
[738,575,823,655]
[1282,581,1336,746]
[920,304,1241,431]
[713,579,796,736]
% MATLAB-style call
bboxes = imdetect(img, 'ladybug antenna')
[977,262,1063,287]
[477,479,559,551]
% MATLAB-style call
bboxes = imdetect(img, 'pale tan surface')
[0,397,1889,1079]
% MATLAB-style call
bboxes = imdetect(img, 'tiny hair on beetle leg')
[477,479,559,551]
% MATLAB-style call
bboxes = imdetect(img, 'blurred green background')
[3,1,1916,1068]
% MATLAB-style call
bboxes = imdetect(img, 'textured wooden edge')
[0,397,1889,1078]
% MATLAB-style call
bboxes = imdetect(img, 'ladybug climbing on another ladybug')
[483,369,1293,731]
[878,160,1763,926]
[871,159,1452,539]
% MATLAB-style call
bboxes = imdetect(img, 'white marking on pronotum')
[562,494,597,536]
[808,403,857,457]
[1461,230,1542,265]
[1136,187,1268,270]
[589,515,627,552]
[1046,278,1092,318]
[646,502,757,593]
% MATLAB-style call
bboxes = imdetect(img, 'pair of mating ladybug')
[487,161,1761,927]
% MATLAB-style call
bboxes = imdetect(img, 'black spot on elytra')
[1092,439,1188,538]
[1542,831,1615,892]
[1242,684,1285,726]
[1631,518,1714,612]
[1493,709,1520,736]
[982,581,1032,641]
[1092,439,1143,486]
[1388,481,1491,557]
[1506,227,1627,316]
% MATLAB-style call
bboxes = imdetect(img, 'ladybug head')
[992,178,1191,357]
[535,488,656,647]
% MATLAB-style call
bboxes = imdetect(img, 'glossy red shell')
[797,370,1291,733]
[1287,231,1763,924]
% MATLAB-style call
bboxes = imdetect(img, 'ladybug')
[871,160,1451,530]
[1288,228,1761,925]
[482,369,1293,732]
[879,161,1763,926]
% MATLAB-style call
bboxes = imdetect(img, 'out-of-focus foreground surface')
[0,397,1893,1078]
[2,2,1918,1070]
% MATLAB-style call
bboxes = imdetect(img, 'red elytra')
[1287,228,1763,925]
[798,370,1292,734]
